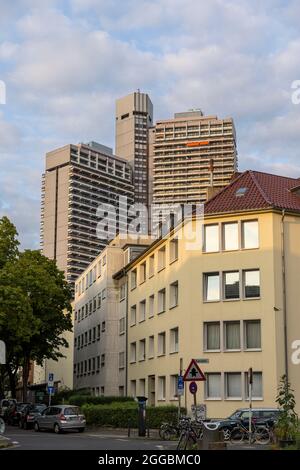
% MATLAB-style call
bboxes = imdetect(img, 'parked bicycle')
[230,420,271,445]
[159,416,190,440]
[177,419,204,450]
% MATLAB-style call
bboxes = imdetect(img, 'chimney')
[206,159,220,201]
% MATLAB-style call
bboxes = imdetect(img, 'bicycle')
[159,416,190,440]
[230,420,270,445]
[0,417,5,434]
[177,419,204,450]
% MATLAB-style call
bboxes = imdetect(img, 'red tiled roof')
[205,170,300,215]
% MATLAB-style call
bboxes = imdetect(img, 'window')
[204,273,220,301]
[170,327,179,353]
[85,304,88,317]
[224,321,241,350]
[170,374,179,399]
[130,342,136,363]
[97,261,101,278]
[101,354,105,367]
[139,339,146,361]
[119,386,125,397]
[93,327,96,342]
[93,297,97,311]
[84,332,88,345]
[169,281,179,309]
[204,322,220,351]
[119,352,125,369]
[130,380,136,397]
[242,220,259,249]
[102,289,106,300]
[149,255,155,277]
[119,317,125,335]
[204,224,219,252]
[223,222,239,250]
[170,237,179,262]
[131,270,137,290]
[88,358,91,373]
[158,332,166,356]
[149,335,154,358]
[130,305,137,326]
[158,376,166,400]
[100,386,104,396]
[245,320,261,349]
[225,373,242,399]
[74,337,77,348]
[89,301,92,314]
[243,270,260,298]
[139,379,146,397]
[149,295,154,318]
[97,294,101,309]
[140,262,146,284]
[101,321,106,332]
[158,289,166,314]
[139,300,146,322]
[206,373,222,399]
[158,246,166,271]
[245,372,263,399]
[97,356,100,370]
[120,283,126,301]
[224,271,240,299]
[97,324,100,339]
[92,357,95,372]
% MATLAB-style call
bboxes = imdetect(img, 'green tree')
[0,216,19,269]
[275,375,299,442]
[0,249,73,401]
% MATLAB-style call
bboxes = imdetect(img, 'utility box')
[136,396,147,437]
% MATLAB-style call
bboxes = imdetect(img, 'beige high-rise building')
[115,91,153,208]
[41,141,134,291]
[150,110,237,214]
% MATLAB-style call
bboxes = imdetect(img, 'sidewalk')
[86,426,161,440]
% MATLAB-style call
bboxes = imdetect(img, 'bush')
[68,395,135,407]
[81,403,185,428]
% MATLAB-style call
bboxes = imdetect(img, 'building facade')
[41,141,134,291]
[150,110,237,217]
[115,91,153,209]
[116,170,300,417]
[73,236,152,395]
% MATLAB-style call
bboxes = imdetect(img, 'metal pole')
[178,358,183,422]
[249,368,252,445]
[49,390,52,407]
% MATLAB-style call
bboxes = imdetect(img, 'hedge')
[68,395,135,407]
[81,404,185,428]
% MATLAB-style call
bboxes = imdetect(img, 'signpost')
[48,373,54,406]
[183,359,206,416]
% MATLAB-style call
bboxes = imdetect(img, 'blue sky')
[0,0,300,248]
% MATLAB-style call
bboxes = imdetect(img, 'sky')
[0,0,300,248]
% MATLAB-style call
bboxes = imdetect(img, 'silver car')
[34,405,86,434]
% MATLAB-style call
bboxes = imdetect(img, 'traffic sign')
[48,373,54,387]
[47,386,54,395]
[196,358,209,364]
[183,359,206,381]
[189,381,198,394]
[177,375,184,396]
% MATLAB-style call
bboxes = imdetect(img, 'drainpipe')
[281,209,289,382]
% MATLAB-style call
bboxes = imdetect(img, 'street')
[3,426,177,451]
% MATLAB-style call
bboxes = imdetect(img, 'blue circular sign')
[189,381,198,394]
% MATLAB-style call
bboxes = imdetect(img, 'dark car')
[19,404,47,430]
[213,408,280,440]
[6,402,31,426]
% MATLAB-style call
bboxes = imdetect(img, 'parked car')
[6,402,31,426]
[212,408,280,440]
[19,404,47,429]
[0,399,17,419]
[34,405,86,434]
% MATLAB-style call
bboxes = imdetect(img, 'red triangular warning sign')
[183,359,206,381]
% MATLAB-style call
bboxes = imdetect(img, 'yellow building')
[114,170,300,418]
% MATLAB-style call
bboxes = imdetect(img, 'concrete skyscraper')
[115,91,153,208]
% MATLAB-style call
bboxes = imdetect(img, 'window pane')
[205,273,220,301]
[226,373,241,398]
[206,373,221,398]
[245,320,261,349]
[244,270,260,298]
[224,271,240,299]
[224,223,239,250]
[225,322,240,349]
[243,221,259,249]
[206,323,220,350]
[204,225,219,252]
[245,372,263,398]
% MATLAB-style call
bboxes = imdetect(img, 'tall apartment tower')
[115,91,153,208]
[150,110,237,212]
[40,141,134,291]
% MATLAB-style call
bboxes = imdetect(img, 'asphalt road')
[3,426,177,450]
